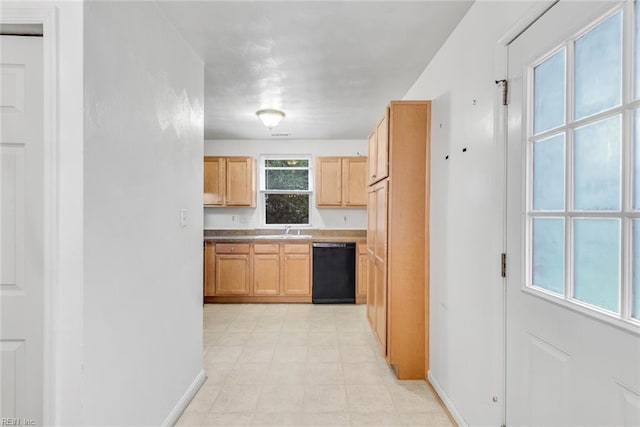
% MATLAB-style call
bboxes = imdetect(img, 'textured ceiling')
[159,1,473,140]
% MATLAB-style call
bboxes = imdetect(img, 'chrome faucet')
[284,225,292,235]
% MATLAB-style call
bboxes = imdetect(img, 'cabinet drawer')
[284,243,310,254]
[254,243,280,254]
[215,243,250,254]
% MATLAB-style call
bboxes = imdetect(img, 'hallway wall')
[403,2,539,425]
[83,2,204,425]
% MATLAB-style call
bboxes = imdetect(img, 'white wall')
[204,139,367,229]
[83,2,204,425]
[403,2,537,425]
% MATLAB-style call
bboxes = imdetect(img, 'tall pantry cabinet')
[366,101,430,380]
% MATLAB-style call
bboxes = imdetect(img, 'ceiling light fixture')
[256,109,285,129]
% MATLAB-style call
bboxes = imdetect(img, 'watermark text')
[1,418,36,426]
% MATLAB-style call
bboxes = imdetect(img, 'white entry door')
[507,1,640,425]
[0,35,44,424]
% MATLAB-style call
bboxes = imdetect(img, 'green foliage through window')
[262,157,311,225]
[266,170,309,190]
[266,194,309,224]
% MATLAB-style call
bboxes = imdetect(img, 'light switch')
[180,209,187,228]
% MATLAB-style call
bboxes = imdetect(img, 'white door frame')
[0,6,59,425]
[493,2,561,425]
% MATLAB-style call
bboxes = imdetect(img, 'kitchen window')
[260,156,312,226]
[526,3,639,325]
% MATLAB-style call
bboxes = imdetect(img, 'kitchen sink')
[253,234,313,240]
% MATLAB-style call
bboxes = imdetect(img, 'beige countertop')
[203,229,366,243]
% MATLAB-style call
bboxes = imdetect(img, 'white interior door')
[506,1,640,425]
[0,35,44,424]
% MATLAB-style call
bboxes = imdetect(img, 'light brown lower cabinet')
[214,243,251,295]
[204,241,312,302]
[373,258,387,351]
[366,253,377,326]
[253,254,280,295]
[204,241,216,296]
[215,255,250,295]
[253,244,280,296]
[282,244,311,296]
[356,243,368,303]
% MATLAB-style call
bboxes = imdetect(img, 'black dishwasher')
[312,242,356,304]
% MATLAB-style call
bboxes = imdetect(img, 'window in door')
[260,157,312,226]
[527,4,639,326]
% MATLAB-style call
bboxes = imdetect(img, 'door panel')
[283,254,310,295]
[374,259,387,354]
[367,188,376,252]
[204,157,224,206]
[226,157,253,206]
[343,157,367,206]
[367,254,376,327]
[375,112,389,182]
[374,182,388,263]
[506,3,640,425]
[367,131,377,184]
[0,36,44,423]
[316,157,342,206]
[356,249,368,299]
[254,254,280,295]
[215,255,250,295]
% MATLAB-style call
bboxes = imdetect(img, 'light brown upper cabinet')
[316,156,367,207]
[203,156,256,207]
[203,157,225,206]
[367,112,389,186]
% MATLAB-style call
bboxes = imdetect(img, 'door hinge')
[495,79,508,106]
[501,253,507,278]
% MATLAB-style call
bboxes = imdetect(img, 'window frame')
[259,155,313,227]
[524,2,640,330]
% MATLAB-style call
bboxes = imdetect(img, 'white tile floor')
[177,304,453,427]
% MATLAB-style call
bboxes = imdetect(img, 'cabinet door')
[254,254,280,295]
[215,254,250,295]
[282,253,310,295]
[375,111,389,182]
[367,131,377,185]
[204,241,216,296]
[343,157,367,207]
[367,187,376,253]
[374,181,388,263]
[204,157,225,206]
[366,253,376,328]
[374,259,387,354]
[357,246,368,299]
[226,157,254,206]
[316,157,342,206]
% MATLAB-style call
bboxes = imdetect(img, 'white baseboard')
[428,370,468,427]
[163,369,206,427]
